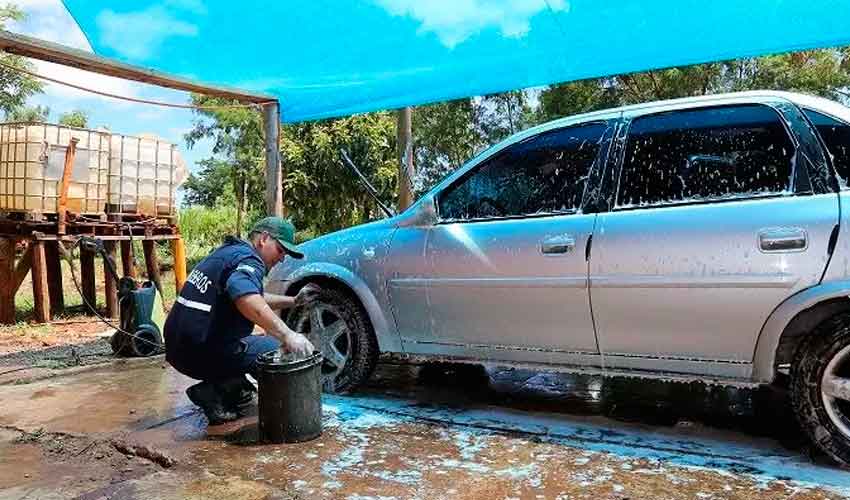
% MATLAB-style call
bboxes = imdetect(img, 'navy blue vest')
[164,236,267,351]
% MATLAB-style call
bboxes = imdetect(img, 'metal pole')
[263,101,282,216]
[396,106,414,211]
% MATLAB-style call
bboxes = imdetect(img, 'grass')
[176,205,264,268]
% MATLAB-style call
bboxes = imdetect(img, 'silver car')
[269,90,850,465]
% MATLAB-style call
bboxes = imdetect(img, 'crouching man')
[164,217,320,424]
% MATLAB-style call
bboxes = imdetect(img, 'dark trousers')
[167,335,281,382]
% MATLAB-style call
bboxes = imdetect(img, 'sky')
[7,0,214,193]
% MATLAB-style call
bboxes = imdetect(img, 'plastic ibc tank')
[0,122,109,215]
[107,133,187,216]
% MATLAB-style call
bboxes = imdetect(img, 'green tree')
[537,79,620,121]
[410,91,536,197]
[536,48,850,121]
[58,109,89,128]
[477,90,534,143]
[185,95,266,213]
[181,157,236,207]
[6,104,48,122]
[281,113,398,234]
[185,95,399,236]
[0,6,43,116]
[411,98,483,196]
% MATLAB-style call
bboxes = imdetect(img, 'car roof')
[540,90,842,124]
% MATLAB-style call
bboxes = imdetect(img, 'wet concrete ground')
[1,358,849,499]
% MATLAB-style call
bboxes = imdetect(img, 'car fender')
[281,262,402,353]
[752,279,850,382]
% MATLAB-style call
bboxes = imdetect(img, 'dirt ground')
[0,248,177,356]
[0,319,108,355]
[1,357,849,499]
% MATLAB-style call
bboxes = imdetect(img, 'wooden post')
[171,237,186,295]
[0,239,15,324]
[263,101,282,216]
[120,240,136,278]
[80,246,97,310]
[45,241,64,316]
[142,240,163,296]
[31,241,50,322]
[57,138,78,235]
[236,169,246,237]
[397,107,414,211]
[104,241,118,319]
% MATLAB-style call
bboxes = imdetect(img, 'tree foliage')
[538,49,850,121]
[6,104,48,122]
[0,6,42,117]
[58,109,89,128]
[184,96,398,235]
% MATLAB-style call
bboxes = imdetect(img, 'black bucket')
[256,350,323,444]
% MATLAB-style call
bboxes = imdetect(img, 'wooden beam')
[11,244,32,295]
[263,102,282,216]
[396,107,414,211]
[34,234,182,241]
[45,242,64,316]
[120,241,136,279]
[0,239,15,324]
[79,247,97,310]
[31,241,50,323]
[142,240,163,297]
[0,30,275,104]
[104,241,118,319]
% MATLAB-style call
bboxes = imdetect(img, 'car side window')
[616,105,795,208]
[438,122,607,221]
[804,108,850,186]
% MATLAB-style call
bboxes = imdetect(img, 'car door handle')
[541,235,576,255]
[759,227,807,252]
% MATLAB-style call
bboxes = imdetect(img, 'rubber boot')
[186,381,238,425]
[217,376,257,416]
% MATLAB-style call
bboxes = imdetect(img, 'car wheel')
[791,312,850,466]
[285,286,378,393]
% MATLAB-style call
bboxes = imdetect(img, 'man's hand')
[294,283,322,308]
[280,331,314,357]
[234,294,315,357]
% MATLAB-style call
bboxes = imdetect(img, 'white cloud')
[7,2,194,125]
[374,0,569,48]
[2,0,211,176]
[96,6,198,60]
[9,1,145,105]
[13,0,91,50]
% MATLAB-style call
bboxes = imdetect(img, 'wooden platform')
[0,217,187,324]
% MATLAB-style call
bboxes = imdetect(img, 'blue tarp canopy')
[62,1,850,123]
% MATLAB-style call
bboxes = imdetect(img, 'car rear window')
[617,104,795,208]
[804,108,850,186]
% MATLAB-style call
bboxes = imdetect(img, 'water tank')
[0,122,187,218]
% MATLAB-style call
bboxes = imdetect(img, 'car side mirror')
[397,194,438,227]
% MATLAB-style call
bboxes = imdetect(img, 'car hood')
[268,217,398,283]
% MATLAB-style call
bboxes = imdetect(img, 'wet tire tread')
[286,286,379,394]
[791,312,850,467]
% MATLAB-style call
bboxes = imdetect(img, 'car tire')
[791,312,850,466]
[285,286,378,394]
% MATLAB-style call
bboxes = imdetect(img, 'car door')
[396,121,614,365]
[589,100,838,377]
